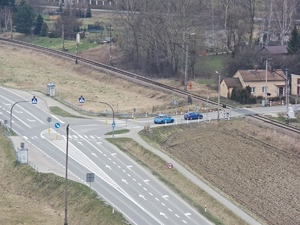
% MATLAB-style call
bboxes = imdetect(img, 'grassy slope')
[0,127,127,225]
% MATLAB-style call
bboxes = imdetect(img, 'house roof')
[223,78,242,88]
[262,45,288,55]
[236,70,286,82]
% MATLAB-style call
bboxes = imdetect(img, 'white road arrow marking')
[15,110,23,113]
[139,194,146,200]
[162,195,169,200]
[183,220,187,224]
[78,141,83,146]
[27,119,36,122]
[106,165,111,170]
[127,165,133,170]
[97,142,102,145]
[160,212,168,219]
[143,179,150,184]
[184,212,191,219]
[111,153,117,157]
[122,179,128,184]
[92,153,97,158]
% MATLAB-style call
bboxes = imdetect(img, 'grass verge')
[0,126,128,225]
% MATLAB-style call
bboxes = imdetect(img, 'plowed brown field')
[153,118,300,225]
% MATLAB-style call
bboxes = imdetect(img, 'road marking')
[184,212,191,219]
[160,212,167,219]
[111,153,117,157]
[27,118,35,122]
[106,165,111,170]
[168,208,172,212]
[127,165,133,170]
[122,179,128,184]
[143,179,150,184]
[162,195,169,200]
[77,141,83,146]
[139,194,146,200]
[92,153,97,157]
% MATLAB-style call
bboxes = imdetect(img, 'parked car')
[154,114,174,124]
[184,111,203,120]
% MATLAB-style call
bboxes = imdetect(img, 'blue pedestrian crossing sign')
[78,95,85,104]
[112,122,116,128]
[31,96,38,104]
[54,122,60,128]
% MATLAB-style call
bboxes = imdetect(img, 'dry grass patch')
[0,42,187,114]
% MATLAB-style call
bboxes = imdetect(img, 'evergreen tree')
[86,6,92,18]
[287,26,299,54]
[12,0,35,35]
[33,14,43,35]
[40,21,48,37]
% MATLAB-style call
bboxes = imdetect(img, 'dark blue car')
[184,111,203,120]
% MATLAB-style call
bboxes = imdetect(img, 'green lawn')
[196,54,227,76]
[31,36,99,53]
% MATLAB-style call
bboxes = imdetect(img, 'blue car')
[184,111,203,120]
[154,114,174,124]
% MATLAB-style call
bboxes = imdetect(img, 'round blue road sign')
[55,122,61,128]
[112,122,116,128]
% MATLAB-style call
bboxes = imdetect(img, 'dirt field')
[142,119,300,225]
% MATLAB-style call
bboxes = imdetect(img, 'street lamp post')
[10,100,28,132]
[95,101,115,138]
[215,71,220,121]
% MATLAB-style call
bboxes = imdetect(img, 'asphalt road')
[0,86,213,225]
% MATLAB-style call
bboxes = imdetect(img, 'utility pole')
[265,58,272,106]
[61,4,65,51]
[64,124,69,225]
[215,71,220,122]
[285,69,289,125]
[109,25,112,66]
[184,42,189,91]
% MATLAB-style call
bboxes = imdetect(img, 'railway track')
[1,37,299,134]
[250,114,300,134]
[0,37,226,107]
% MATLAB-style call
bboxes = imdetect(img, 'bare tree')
[115,0,206,77]
[273,0,297,45]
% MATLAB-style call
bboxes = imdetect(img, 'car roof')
[157,114,167,116]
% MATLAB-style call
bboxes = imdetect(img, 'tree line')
[1,0,300,78]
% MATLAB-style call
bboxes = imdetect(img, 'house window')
[298,78,300,84]
[250,87,255,93]
[262,87,267,93]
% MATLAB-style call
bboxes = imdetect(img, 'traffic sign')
[54,122,60,128]
[112,122,116,128]
[167,163,173,169]
[31,96,38,104]
[47,117,52,123]
[78,95,85,103]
